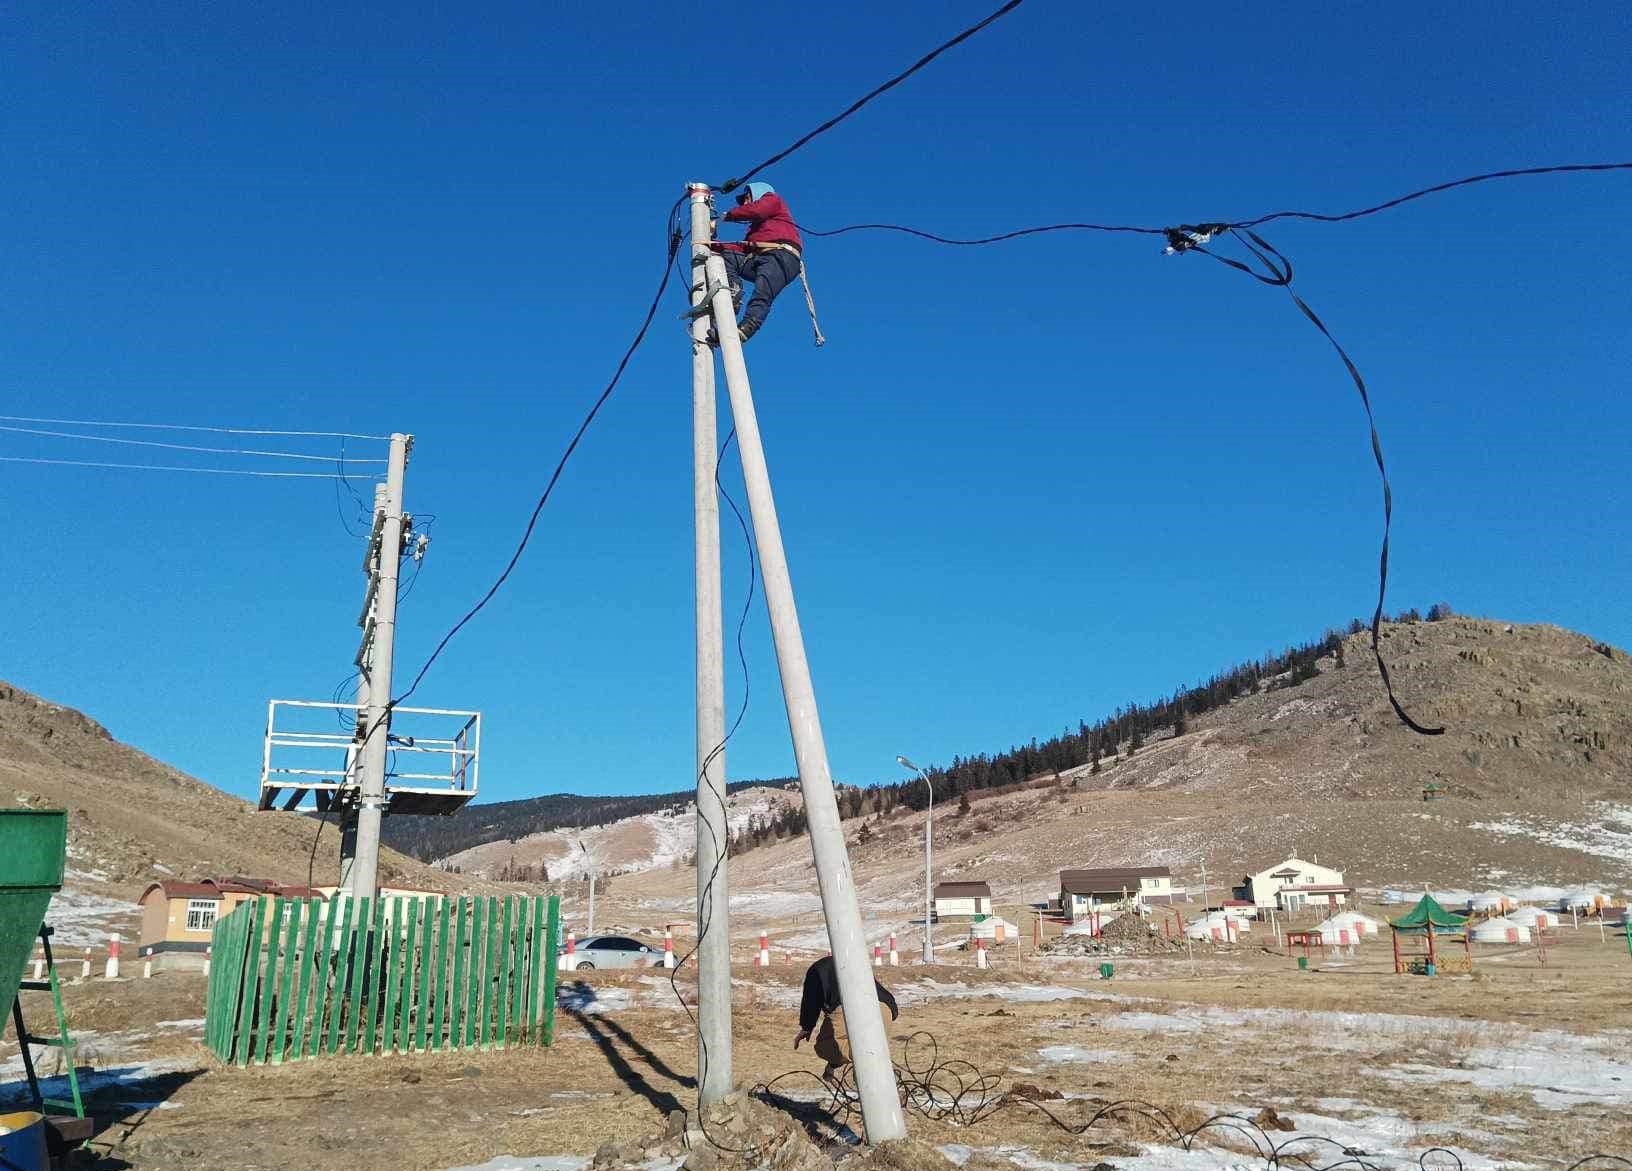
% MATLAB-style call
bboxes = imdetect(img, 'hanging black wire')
[669,427,761,1154]
[714,0,1026,195]
[752,1033,1631,1171]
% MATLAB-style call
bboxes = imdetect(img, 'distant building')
[933,881,993,920]
[1059,867,1176,919]
[1232,856,1350,913]
[137,877,322,971]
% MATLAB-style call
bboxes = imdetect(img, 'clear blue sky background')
[4,4,1628,806]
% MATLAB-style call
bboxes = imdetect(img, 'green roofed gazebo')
[1390,894,1470,974]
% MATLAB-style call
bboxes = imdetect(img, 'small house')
[933,881,993,920]
[1059,866,1175,919]
[1232,856,1351,913]
[137,877,321,971]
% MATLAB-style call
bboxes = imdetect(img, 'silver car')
[571,934,664,971]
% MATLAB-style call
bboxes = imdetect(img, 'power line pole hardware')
[259,432,480,901]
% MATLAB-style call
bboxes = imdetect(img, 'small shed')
[933,881,993,921]
[1389,894,1471,974]
[1470,915,1531,945]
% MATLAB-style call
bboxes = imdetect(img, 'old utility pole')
[339,484,386,895]
[687,183,906,1144]
[350,432,411,903]
[687,186,732,1108]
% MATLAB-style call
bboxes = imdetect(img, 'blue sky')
[4,4,1628,806]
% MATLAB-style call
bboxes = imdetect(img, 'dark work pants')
[722,248,802,328]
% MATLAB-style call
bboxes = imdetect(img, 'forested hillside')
[380,778,793,862]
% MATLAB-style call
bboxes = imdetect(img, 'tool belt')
[747,240,802,259]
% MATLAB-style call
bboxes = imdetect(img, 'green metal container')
[1098,962,1114,980]
[1,810,68,1041]
[1297,956,1309,971]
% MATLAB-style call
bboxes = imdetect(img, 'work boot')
[737,317,760,343]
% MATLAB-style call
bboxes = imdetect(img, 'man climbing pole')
[794,953,899,1085]
[707,182,803,346]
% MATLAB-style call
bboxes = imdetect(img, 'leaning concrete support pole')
[687,184,733,1108]
[696,185,907,1144]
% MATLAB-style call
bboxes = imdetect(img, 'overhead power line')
[714,0,1026,193]
[0,455,347,479]
[800,161,1632,243]
[0,423,386,463]
[0,414,390,441]
[387,227,686,711]
[788,161,1630,736]
[1234,161,1632,228]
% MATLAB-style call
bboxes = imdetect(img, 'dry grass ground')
[6,908,1629,1171]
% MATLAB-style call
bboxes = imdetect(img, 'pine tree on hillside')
[957,791,971,817]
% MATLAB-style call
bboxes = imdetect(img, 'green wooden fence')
[205,893,560,1065]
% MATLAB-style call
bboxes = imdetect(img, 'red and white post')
[80,952,91,980]
[203,945,211,978]
[757,931,770,969]
[105,933,121,980]
[888,933,898,967]
[975,935,988,969]
[560,930,576,972]
[31,951,44,981]
[142,948,153,979]
[663,927,675,969]
[872,943,881,968]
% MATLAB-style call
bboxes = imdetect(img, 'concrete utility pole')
[688,183,906,1144]
[897,756,934,965]
[350,432,411,903]
[339,489,385,896]
[687,186,732,1108]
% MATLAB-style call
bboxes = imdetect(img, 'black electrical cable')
[669,427,760,1153]
[798,161,1632,243]
[713,0,1026,194]
[388,223,683,713]
[1184,226,1443,735]
[754,1034,1632,1171]
[1234,161,1632,229]
[802,219,1164,244]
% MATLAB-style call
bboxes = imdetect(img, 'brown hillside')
[1064,616,1631,803]
[0,680,465,904]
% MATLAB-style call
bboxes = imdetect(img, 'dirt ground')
[5,904,1630,1171]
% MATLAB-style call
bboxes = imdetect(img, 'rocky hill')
[1064,616,1630,803]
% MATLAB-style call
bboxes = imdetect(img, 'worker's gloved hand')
[794,1028,811,1050]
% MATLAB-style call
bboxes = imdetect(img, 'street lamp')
[896,755,935,964]
[578,836,596,934]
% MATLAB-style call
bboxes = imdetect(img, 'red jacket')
[716,192,802,253]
